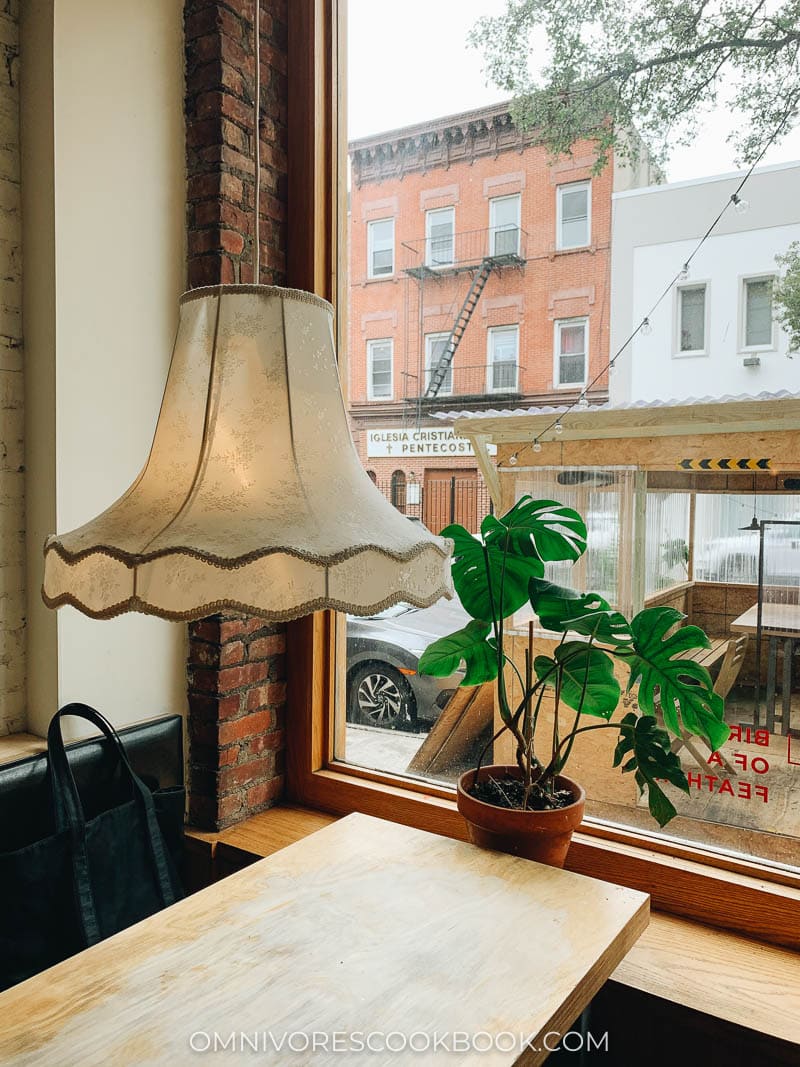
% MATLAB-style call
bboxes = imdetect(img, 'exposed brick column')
[185,0,287,288]
[187,616,286,828]
[184,0,289,829]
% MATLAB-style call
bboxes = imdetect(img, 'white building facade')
[610,161,800,403]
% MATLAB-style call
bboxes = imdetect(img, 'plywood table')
[731,603,800,736]
[0,813,648,1066]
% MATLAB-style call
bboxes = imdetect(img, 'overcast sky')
[348,0,800,184]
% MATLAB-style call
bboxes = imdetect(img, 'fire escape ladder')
[424,258,494,399]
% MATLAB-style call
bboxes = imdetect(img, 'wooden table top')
[0,813,648,1066]
[731,602,800,637]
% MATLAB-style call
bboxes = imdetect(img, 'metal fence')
[369,474,493,535]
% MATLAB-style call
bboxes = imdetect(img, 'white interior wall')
[23,0,187,738]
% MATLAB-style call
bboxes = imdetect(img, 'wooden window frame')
[285,0,800,952]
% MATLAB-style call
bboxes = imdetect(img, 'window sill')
[672,350,709,359]
[364,274,397,285]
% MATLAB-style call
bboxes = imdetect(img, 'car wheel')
[348,663,416,730]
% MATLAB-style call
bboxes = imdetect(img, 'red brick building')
[347,102,656,531]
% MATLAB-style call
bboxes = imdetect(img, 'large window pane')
[679,285,706,351]
[744,277,773,347]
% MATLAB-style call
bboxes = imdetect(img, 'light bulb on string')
[554,422,563,435]
[609,359,617,375]
[577,395,590,409]
[641,317,652,336]
[508,454,518,466]
[731,193,749,215]
[532,439,542,453]
[678,263,690,281]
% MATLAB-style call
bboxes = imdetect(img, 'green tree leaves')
[468,1,800,172]
[613,712,689,827]
[620,607,730,752]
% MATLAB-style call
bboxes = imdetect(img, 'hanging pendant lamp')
[42,285,454,621]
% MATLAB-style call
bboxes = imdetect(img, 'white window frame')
[425,207,455,268]
[489,194,521,257]
[740,273,776,352]
[425,332,453,396]
[556,181,591,251]
[367,218,395,279]
[486,325,520,393]
[367,338,393,400]
[674,282,710,358]
[553,317,589,389]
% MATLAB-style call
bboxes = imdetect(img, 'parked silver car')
[346,598,470,731]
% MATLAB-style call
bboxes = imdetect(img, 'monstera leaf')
[618,607,730,751]
[442,523,543,621]
[529,579,633,645]
[418,619,497,687]
[534,642,620,720]
[613,712,689,827]
[481,496,587,563]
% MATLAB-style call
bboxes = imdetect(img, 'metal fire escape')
[402,227,527,409]
[423,260,494,399]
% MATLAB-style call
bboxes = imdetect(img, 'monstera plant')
[419,496,729,864]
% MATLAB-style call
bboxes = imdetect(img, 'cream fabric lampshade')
[42,285,454,621]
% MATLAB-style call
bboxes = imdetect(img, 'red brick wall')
[349,139,612,406]
[184,0,288,829]
[185,0,287,288]
[348,138,613,481]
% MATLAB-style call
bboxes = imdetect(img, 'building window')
[425,332,453,395]
[367,218,394,278]
[554,318,588,387]
[742,276,775,349]
[489,194,520,256]
[367,470,377,484]
[677,284,707,354]
[367,338,393,399]
[425,207,455,267]
[487,325,519,392]
[390,470,406,512]
[556,181,590,250]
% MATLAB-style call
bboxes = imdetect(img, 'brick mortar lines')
[184,0,288,830]
[187,614,287,829]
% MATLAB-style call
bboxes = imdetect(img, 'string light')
[554,421,563,435]
[678,263,690,281]
[641,317,652,336]
[508,455,518,466]
[533,440,542,452]
[731,192,749,215]
[577,395,590,408]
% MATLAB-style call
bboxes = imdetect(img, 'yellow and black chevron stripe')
[679,458,771,471]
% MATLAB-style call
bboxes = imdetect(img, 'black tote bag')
[0,703,184,991]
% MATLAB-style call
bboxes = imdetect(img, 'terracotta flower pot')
[456,764,585,868]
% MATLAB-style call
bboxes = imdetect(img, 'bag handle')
[47,703,178,945]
